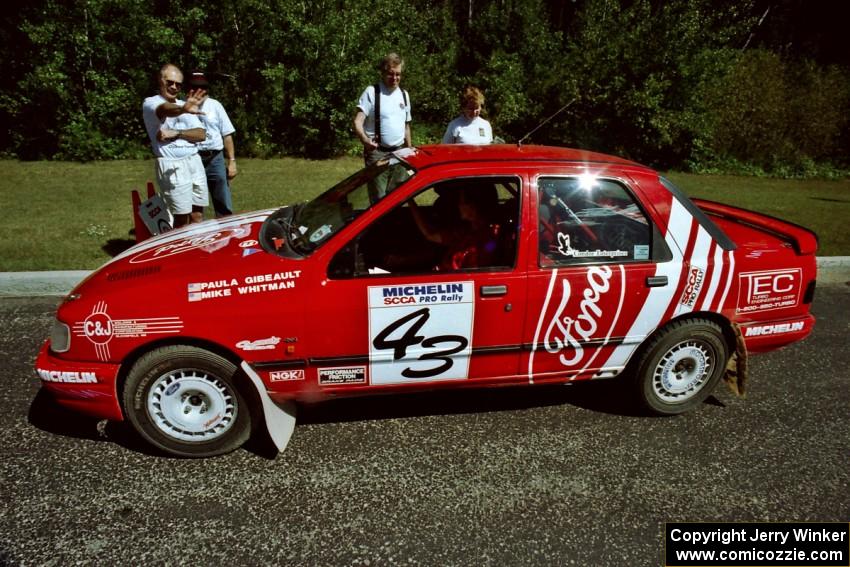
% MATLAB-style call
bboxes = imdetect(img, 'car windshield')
[261,156,416,257]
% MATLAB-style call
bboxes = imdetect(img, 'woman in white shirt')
[442,86,493,145]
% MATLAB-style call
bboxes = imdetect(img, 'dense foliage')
[2,0,848,175]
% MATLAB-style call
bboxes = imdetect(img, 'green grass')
[0,158,362,271]
[0,159,847,271]
[666,172,850,256]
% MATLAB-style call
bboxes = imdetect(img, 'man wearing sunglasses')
[353,53,412,169]
[142,63,208,228]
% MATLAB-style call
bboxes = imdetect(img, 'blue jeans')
[201,151,233,217]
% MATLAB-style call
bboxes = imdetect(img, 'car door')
[522,171,679,382]
[306,173,528,390]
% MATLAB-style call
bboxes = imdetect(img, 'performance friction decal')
[318,366,367,385]
[72,301,183,361]
[528,265,626,383]
[368,282,474,385]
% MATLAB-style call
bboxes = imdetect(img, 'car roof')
[403,144,649,171]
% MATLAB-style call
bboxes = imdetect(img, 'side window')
[538,177,654,266]
[329,177,520,278]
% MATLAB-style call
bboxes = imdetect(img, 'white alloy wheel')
[147,369,237,442]
[633,319,729,415]
[124,346,252,457]
[651,340,713,403]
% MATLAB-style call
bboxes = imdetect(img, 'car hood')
[110,209,279,267]
[65,208,296,302]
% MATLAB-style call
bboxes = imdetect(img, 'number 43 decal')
[372,307,468,379]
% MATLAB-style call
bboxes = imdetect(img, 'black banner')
[665,522,849,566]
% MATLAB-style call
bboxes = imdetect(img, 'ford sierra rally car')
[35,145,818,458]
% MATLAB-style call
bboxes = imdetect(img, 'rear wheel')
[123,346,251,457]
[633,319,729,415]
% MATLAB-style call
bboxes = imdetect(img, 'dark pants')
[200,150,233,217]
[364,145,404,203]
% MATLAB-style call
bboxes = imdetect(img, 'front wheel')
[123,346,251,457]
[633,319,729,415]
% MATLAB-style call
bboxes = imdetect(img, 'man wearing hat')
[186,70,238,217]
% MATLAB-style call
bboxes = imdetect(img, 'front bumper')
[34,341,124,421]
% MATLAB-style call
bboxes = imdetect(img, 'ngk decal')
[737,269,801,313]
[269,369,305,382]
[129,227,251,264]
[72,301,184,361]
[529,265,626,381]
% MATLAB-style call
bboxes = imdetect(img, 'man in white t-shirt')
[442,86,493,145]
[186,70,238,218]
[353,53,412,168]
[141,63,208,228]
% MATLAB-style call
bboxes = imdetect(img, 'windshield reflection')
[262,158,416,257]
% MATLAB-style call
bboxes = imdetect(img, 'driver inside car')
[408,182,503,271]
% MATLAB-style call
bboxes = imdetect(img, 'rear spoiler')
[692,199,819,255]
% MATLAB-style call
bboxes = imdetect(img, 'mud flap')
[724,323,749,397]
[241,362,297,453]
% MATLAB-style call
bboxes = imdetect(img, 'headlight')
[49,320,71,353]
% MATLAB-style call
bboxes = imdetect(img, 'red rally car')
[35,145,818,458]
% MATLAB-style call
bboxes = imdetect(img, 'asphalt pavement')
[0,281,848,565]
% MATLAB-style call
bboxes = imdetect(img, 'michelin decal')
[368,281,474,385]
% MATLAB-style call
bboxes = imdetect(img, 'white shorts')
[155,154,209,214]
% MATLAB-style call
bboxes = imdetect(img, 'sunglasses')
[165,79,182,88]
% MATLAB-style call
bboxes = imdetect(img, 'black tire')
[122,345,251,457]
[632,319,729,415]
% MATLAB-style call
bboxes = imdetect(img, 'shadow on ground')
[102,238,136,257]
[296,378,664,425]
[28,379,724,458]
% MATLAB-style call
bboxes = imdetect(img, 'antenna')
[517,97,577,147]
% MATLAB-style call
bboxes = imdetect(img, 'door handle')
[646,276,668,288]
[480,285,507,297]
